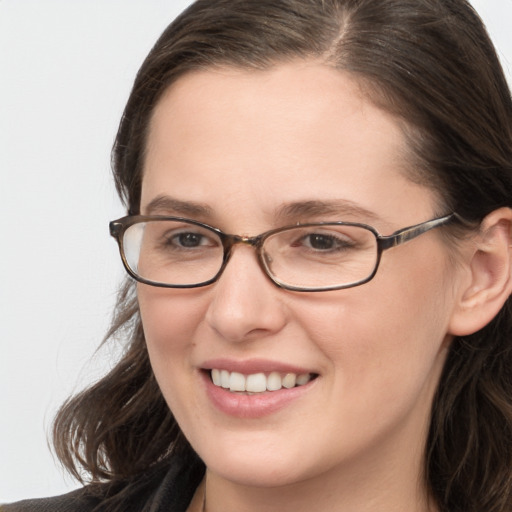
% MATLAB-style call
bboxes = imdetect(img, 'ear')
[448,207,512,336]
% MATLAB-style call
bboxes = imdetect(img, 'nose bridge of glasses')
[219,234,269,278]
[207,231,272,292]
[221,233,263,251]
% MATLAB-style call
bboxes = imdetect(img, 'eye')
[172,231,211,248]
[149,223,220,252]
[294,232,355,252]
[303,234,343,250]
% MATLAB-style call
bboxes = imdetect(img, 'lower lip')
[201,371,316,419]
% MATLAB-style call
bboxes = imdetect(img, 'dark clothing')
[2,454,205,512]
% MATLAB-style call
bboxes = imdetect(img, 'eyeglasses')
[109,213,456,292]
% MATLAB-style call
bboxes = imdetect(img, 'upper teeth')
[211,369,313,393]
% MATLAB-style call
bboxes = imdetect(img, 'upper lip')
[200,358,317,375]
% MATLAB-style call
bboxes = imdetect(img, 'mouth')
[209,369,318,394]
[201,362,319,417]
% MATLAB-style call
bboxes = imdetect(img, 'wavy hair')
[53,1,512,510]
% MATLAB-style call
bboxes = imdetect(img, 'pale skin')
[137,61,512,512]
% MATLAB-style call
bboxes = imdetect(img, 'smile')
[210,369,315,393]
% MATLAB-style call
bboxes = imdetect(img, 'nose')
[205,245,288,342]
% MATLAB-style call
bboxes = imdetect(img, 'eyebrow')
[274,199,381,224]
[144,195,213,217]
[143,195,381,225]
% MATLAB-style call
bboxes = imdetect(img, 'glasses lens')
[262,224,378,289]
[122,220,224,286]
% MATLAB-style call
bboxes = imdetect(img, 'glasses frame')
[109,213,457,292]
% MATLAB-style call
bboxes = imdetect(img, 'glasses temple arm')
[377,213,460,250]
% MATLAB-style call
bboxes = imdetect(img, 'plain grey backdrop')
[1,0,511,503]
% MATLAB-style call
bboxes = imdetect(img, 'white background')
[1,0,511,504]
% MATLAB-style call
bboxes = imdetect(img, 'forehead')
[147,62,403,158]
[142,61,436,228]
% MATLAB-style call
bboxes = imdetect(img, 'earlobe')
[448,208,512,337]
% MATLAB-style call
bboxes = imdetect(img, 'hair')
[53,1,512,510]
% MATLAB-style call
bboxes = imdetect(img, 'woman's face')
[138,62,462,490]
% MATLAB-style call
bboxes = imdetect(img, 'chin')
[194,431,323,488]
[206,457,305,488]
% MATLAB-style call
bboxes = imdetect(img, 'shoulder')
[2,452,205,512]
[1,486,101,512]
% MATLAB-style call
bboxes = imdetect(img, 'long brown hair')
[53,1,512,510]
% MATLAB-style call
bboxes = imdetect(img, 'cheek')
[137,287,213,430]
[137,286,208,371]
[295,247,455,399]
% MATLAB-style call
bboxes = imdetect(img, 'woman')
[5,0,512,511]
